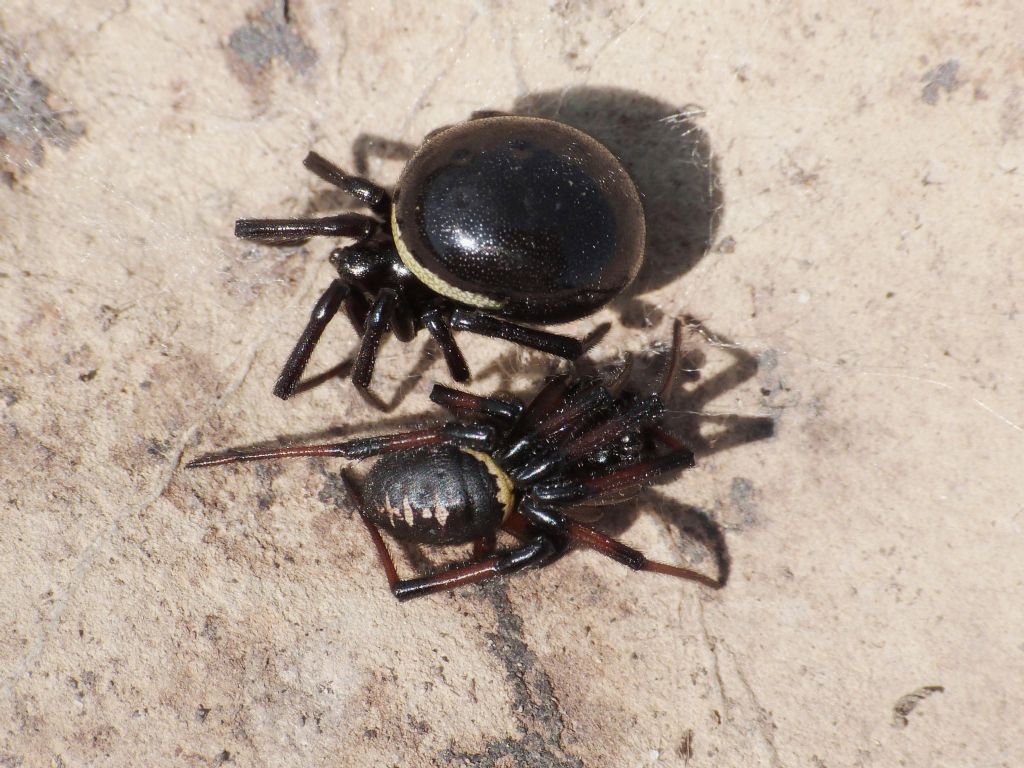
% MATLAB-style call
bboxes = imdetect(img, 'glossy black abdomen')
[393,117,645,323]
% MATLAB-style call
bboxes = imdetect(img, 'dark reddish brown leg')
[509,375,573,439]
[429,383,523,423]
[340,471,402,584]
[518,498,718,589]
[531,449,695,505]
[185,422,494,468]
[532,384,614,439]
[563,518,720,588]
[497,383,613,469]
[647,425,688,451]
[560,395,665,461]
[390,536,559,601]
[508,394,667,481]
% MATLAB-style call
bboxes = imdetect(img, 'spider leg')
[607,352,635,396]
[352,288,398,389]
[429,383,523,424]
[449,308,584,360]
[508,394,666,483]
[519,497,719,589]
[421,308,471,382]
[302,151,390,217]
[341,473,560,601]
[390,537,559,601]
[342,286,370,338]
[531,383,613,436]
[498,383,615,468]
[272,279,352,399]
[531,448,695,505]
[646,425,688,451]
[508,375,573,439]
[235,213,379,245]
[185,422,495,469]
[389,290,417,343]
[560,395,665,461]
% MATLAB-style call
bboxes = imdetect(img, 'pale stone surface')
[2,2,1022,766]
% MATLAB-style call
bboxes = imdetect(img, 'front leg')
[429,383,523,424]
[235,213,378,245]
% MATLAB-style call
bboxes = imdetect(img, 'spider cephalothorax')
[235,113,645,397]
[187,356,721,601]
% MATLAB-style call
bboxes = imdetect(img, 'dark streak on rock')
[892,685,944,728]
[226,6,317,92]
[729,477,759,527]
[677,728,694,763]
[317,467,351,511]
[0,31,85,185]
[436,580,584,767]
[921,60,961,105]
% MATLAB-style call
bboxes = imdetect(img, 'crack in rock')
[436,580,584,768]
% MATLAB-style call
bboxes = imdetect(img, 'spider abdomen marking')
[362,444,514,545]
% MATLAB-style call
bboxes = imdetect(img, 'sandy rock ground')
[2,2,1022,766]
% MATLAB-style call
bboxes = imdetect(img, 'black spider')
[236,113,645,396]
[186,335,721,600]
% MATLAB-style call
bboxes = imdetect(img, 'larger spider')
[236,114,645,397]
[186,352,721,600]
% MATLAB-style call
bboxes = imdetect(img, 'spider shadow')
[662,316,777,457]
[512,86,724,328]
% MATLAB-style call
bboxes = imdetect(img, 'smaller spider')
[186,347,719,600]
